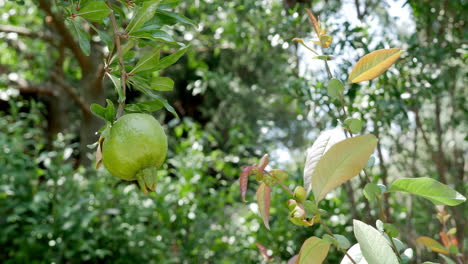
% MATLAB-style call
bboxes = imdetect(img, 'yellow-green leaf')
[320,35,332,48]
[416,237,449,255]
[296,237,330,264]
[312,135,377,203]
[256,182,271,230]
[348,48,402,83]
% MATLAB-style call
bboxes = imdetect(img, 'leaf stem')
[107,0,127,119]
[264,170,294,196]
[319,218,357,264]
[387,233,403,261]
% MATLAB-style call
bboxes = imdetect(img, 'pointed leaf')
[305,9,320,38]
[416,237,449,255]
[69,20,90,56]
[303,128,345,195]
[296,236,330,264]
[388,177,466,206]
[144,90,178,118]
[292,38,318,55]
[126,0,161,34]
[363,183,381,204]
[256,243,271,261]
[256,182,271,230]
[151,76,174,91]
[76,2,111,22]
[239,166,254,202]
[150,45,189,71]
[344,118,363,134]
[312,134,377,203]
[340,244,368,264]
[156,9,197,28]
[319,35,332,48]
[124,100,164,113]
[353,220,399,264]
[106,73,125,103]
[130,47,161,74]
[348,48,402,83]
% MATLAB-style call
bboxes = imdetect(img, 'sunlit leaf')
[305,9,320,38]
[416,237,449,254]
[296,236,330,264]
[388,178,466,206]
[353,220,399,264]
[319,35,332,48]
[76,2,111,22]
[340,244,368,264]
[292,38,318,55]
[312,134,377,203]
[343,118,363,134]
[348,48,402,83]
[256,182,271,230]
[303,128,344,195]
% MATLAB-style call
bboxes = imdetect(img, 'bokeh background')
[0,0,466,263]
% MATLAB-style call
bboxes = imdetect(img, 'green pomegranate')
[102,113,167,193]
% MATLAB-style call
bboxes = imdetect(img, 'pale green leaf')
[312,134,378,203]
[340,244,368,264]
[296,237,330,264]
[303,128,345,195]
[125,100,164,113]
[363,183,381,204]
[150,45,189,72]
[327,78,344,100]
[256,182,271,230]
[353,220,399,264]
[105,73,125,103]
[348,48,402,83]
[344,118,363,134]
[388,177,466,206]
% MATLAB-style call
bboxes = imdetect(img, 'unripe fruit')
[294,186,307,202]
[102,113,167,193]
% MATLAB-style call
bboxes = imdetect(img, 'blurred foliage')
[0,0,467,263]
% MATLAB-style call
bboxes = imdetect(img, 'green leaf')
[130,47,161,74]
[312,135,378,203]
[296,237,330,264]
[69,20,90,56]
[76,2,111,22]
[383,223,399,238]
[130,30,177,44]
[150,45,189,72]
[439,254,456,264]
[416,237,449,254]
[256,182,271,230]
[144,90,178,118]
[334,234,351,250]
[344,118,363,134]
[319,35,332,48]
[348,48,402,83]
[89,23,113,49]
[303,128,345,195]
[126,0,161,34]
[312,55,334,60]
[353,220,399,264]
[158,0,180,9]
[365,156,375,168]
[150,76,174,91]
[90,100,115,123]
[388,177,466,206]
[327,78,344,100]
[106,73,125,103]
[156,10,197,28]
[363,183,381,204]
[124,100,164,113]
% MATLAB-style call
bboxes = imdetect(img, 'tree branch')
[50,72,92,116]
[38,0,91,70]
[9,79,57,97]
[0,24,57,46]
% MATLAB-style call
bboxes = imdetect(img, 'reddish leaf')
[240,166,254,202]
[258,154,269,172]
[256,182,271,230]
[440,232,450,248]
[288,255,298,264]
[416,236,449,255]
[256,243,270,260]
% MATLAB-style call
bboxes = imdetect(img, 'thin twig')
[107,0,127,118]
[319,218,357,264]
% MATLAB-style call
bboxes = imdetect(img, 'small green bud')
[286,199,297,210]
[294,186,307,202]
[269,169,288,182]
